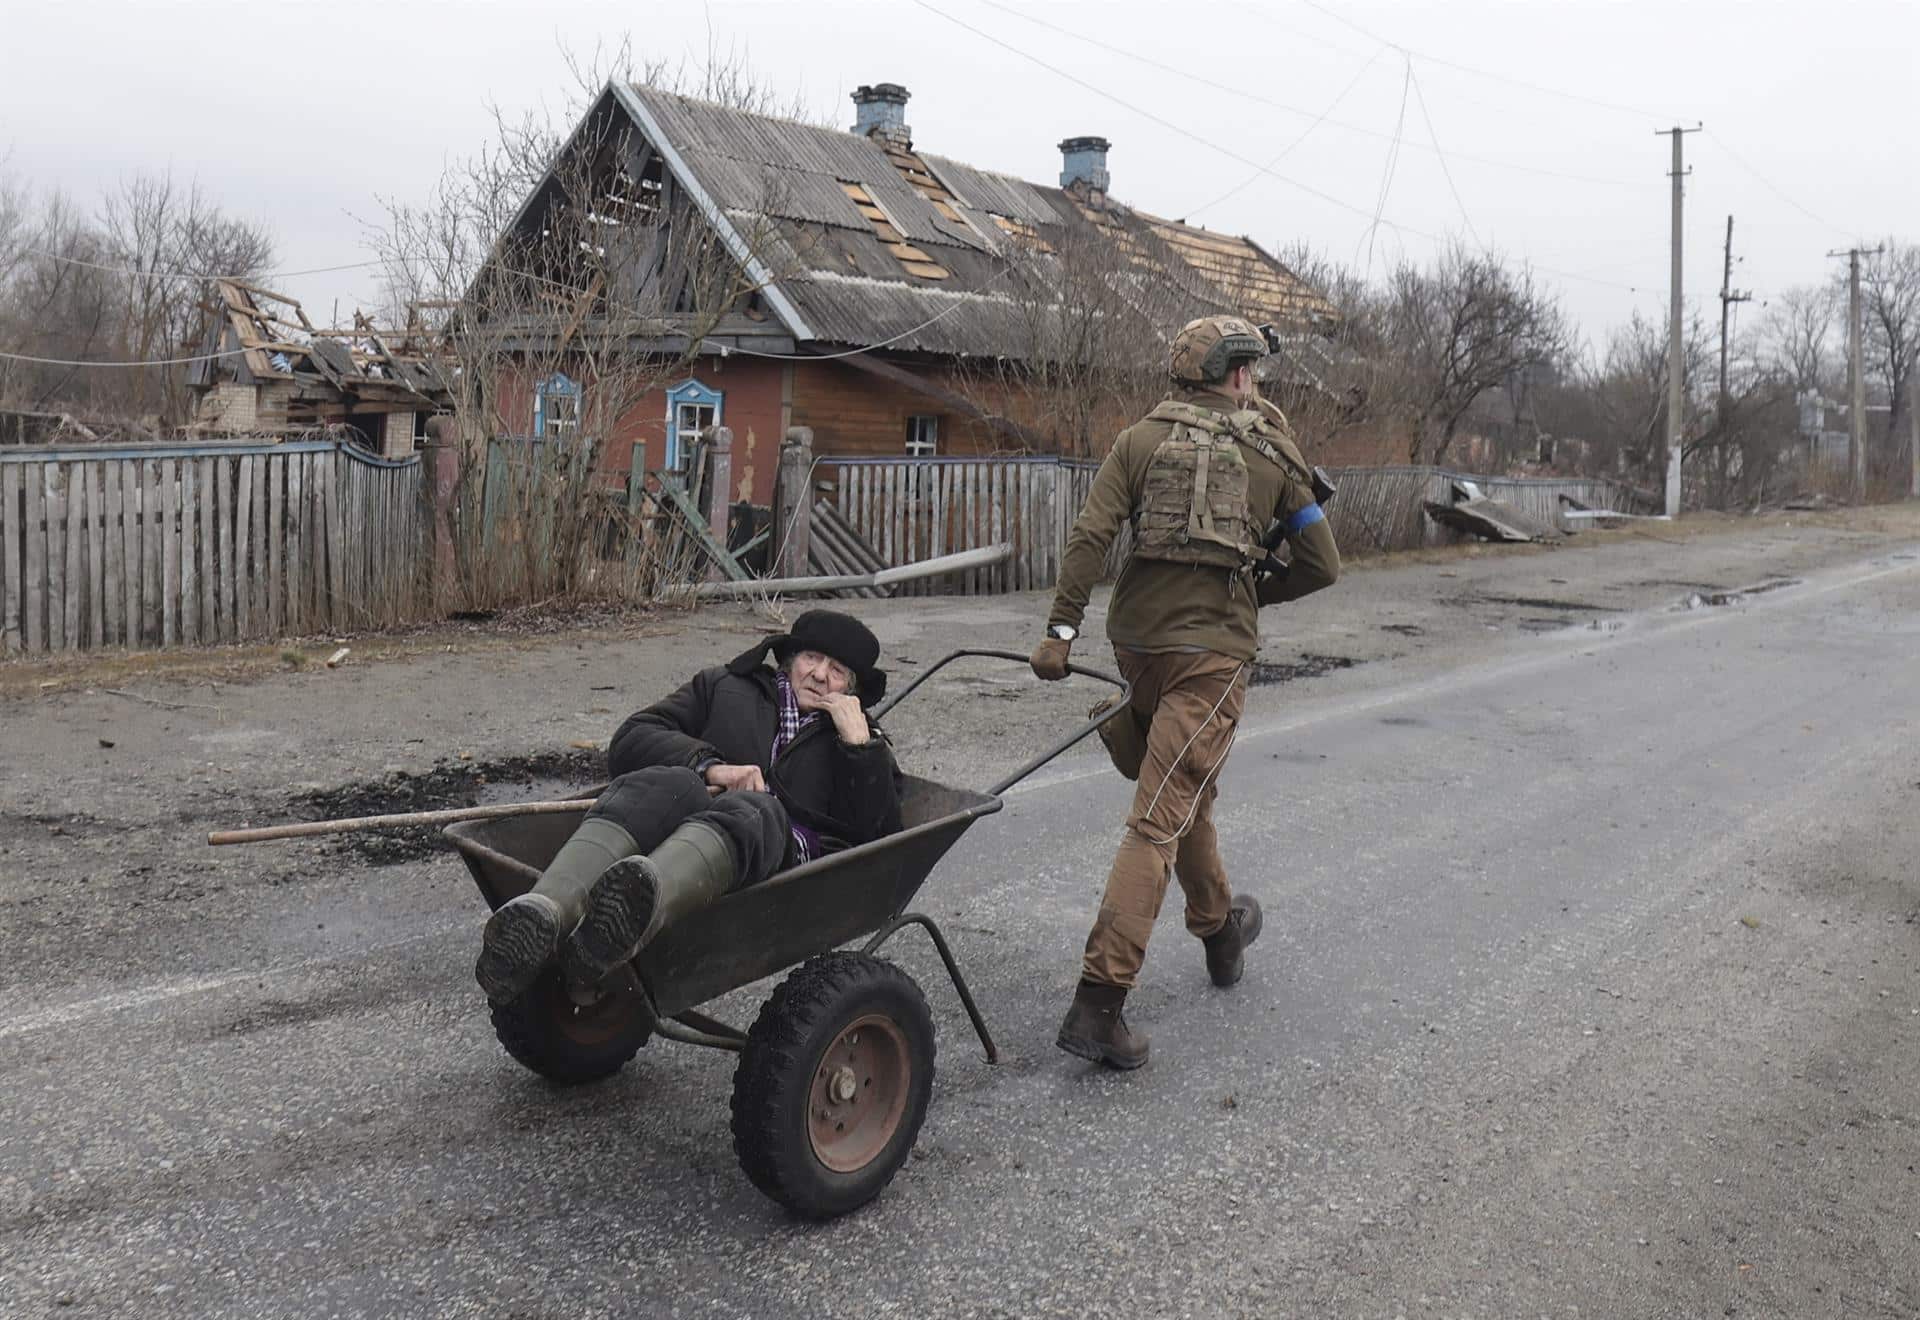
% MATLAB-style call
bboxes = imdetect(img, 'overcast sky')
[3,0,1913,353]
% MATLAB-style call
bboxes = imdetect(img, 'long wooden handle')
[207,797,600,846]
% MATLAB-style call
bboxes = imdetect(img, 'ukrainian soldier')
[1031,315,1341,1069]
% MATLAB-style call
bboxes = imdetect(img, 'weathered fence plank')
[1,465,20,653]
[235,456,255,639]
[47,466,69,650]
[179,461,199,646]
[267,455,283,635]
[160,459,179,647]
[119,461,140,645]
[286,453,304,635]
[83,467,103,648]
[251,454,268,629]
[24,468,45,653]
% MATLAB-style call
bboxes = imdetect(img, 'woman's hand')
[704,763,766,793]
[817,692,870,746]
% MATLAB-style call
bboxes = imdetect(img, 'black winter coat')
[607,648,904,852]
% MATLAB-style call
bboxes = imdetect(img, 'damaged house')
[468,79,1338,505]
[187,279,451,457]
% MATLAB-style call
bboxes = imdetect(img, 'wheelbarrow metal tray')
[445,775,1000,1019]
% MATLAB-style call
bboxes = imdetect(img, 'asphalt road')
[4,543,1918,1318]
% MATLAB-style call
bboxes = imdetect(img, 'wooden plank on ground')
[161,459,179,647]
[24,467,45,653]
[48,465,69,650]
[1,465,20,653]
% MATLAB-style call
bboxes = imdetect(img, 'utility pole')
[1717,215,1752,430]
[1657,125,1701,518]
[1828,244,1885,501]
[1909,372,1919,499]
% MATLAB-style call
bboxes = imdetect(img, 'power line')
[1361,59,1414,277]
[910,0,1444,238]
[23,248,382,285]
[1704,130,1854,238]
[1293,0,1689,124]
[1408,63,1483,251]
[0,347,246,368]
[973,0,1643,189]
[1185,49,1385,219]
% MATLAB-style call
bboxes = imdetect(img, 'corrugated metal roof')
[622,86,1334,355]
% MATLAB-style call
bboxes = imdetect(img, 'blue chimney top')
[851,83,911,145]
[1059,136,1111,193]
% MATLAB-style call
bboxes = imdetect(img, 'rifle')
[1255,465,1337,582]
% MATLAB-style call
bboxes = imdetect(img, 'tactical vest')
[1131,401,1289,572]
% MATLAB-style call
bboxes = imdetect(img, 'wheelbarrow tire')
[731,951,936,1219]
[489,969,651,1086]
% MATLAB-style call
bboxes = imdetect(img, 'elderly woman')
[476,610,903,1004]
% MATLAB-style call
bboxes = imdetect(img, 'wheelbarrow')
[444,649,1127,1219]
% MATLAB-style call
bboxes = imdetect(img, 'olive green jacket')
[1046,386,1341,661]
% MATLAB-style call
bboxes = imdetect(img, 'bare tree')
[1759,283,1839,397]
[1379,243,1571,464]
[98,171,275,424]
[367,47,821,609]
[1854,240,1920,467]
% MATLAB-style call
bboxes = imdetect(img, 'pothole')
[1249,654,1359,686]
[287,749,605,865]
[1677,578,1800,610]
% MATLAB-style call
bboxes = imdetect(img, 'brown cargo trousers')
[1081,648,1248,988]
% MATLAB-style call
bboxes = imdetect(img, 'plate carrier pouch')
[1132,400,1293,573]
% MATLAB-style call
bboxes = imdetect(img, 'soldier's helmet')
[1169,314,1268,384]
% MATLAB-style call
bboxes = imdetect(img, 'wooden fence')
[1,439,423,655]
[819,455,1656,596]
[821,457,1127,597]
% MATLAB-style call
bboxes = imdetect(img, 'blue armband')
[1283,502,1325,534]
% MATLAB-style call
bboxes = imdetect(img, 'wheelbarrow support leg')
[865,912,999,1065]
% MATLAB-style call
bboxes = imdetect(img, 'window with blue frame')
[534,372,581,441]
[664,379,723,473]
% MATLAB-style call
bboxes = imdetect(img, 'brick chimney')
[851,83,912,147]
[1058,136,1111,194]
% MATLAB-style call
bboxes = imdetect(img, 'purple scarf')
[773,672,824,864]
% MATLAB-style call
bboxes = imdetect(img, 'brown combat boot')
[1055,979,1150,1070]
[1202,894,1264,987]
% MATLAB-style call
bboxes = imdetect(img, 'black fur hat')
[751,609,886,705]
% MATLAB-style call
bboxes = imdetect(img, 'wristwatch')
[1047,624,1077,641]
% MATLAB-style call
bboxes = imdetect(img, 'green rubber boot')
[563,820,736,983]
[475,815,638,1004]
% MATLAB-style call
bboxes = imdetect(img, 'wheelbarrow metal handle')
[869,648,1131,799]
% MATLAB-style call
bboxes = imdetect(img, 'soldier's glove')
[1030,636,1072,681]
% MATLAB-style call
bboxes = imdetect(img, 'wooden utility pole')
[1910,373,1919,499]
[1828,245,1886,501]
[1717,216,1752,429]
[1657,125,1701,518]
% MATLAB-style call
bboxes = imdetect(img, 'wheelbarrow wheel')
[730,951,935,1219]
[489,968,651,1086]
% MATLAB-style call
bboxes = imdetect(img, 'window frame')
[664,379,725,473]
[533,372,582,442]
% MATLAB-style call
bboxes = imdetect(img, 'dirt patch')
[1380,623,1425,636]
[291,748,605,866]
[1248,653,1360,686]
